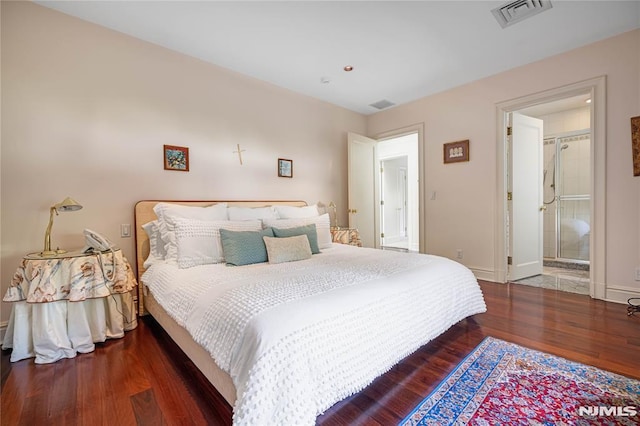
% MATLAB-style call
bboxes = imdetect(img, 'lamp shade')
[55,197,83,212]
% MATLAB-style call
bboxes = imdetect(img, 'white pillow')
[274,204,319,219]
[263,213,331,249]
[263,235,312,264]
[171,218,262,268]
[154,202,229,255]
[153,202,229,222]
[141,220,165,268]
[228,206,278,221]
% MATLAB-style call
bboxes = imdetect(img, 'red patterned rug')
[401,337,640,425]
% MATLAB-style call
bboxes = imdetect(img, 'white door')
[348,132,377,248]
[380,157,408,246]
[379,162,387,247]
[509,112,544,281]
[398,166,407,238]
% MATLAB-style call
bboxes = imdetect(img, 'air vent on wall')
[369,99,396,110]
[492,0,552,28]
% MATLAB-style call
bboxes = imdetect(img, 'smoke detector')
[492,0,553,28]
[369,99,396,110]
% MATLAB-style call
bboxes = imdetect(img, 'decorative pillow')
[227,206,278,221]
[170,218,262,268]
[263,235,312,264]
[220,228,274,266]
[272,224,320,254]
[274,204,319,219]
[263,213,331,249]
[141,220,165,268]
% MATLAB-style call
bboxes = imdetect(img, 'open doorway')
[347,130,421,252]
[510,96,592,295]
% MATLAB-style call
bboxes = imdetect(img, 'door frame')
[374,123,426,253]
[495,76,606,299]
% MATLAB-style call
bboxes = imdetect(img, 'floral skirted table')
[2,248,138,363]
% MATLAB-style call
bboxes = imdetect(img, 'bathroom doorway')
[512,94,591,295]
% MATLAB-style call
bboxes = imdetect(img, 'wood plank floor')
[2,280,639,425]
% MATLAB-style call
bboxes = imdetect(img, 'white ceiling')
[36,1,640,115]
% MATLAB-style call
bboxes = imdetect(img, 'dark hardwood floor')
[2,280,639,425]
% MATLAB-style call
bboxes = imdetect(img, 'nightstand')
[2,248,138,364]
[330,227,363,247]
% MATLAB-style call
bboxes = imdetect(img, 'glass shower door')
[557,133,590,262]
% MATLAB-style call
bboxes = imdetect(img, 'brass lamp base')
[39,248,67,257]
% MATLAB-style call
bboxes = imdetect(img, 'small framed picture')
[278,158,293,178]
[443,140,470,164]
[164,145,189,171]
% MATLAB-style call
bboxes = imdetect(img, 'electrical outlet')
[121,224,131,238]
[456,249,463,259]
[635,267,640,281]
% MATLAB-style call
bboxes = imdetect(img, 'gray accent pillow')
[263,235,312,264]
[220,227,274,266]
[272,224,319,254]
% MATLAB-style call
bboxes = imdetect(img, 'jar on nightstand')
[330,227,362,247]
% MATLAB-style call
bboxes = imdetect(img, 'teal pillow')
[272,224,319,254]
[220,227,274,266]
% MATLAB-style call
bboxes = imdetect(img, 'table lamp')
[328,201,338,228]
[41,197,83,256]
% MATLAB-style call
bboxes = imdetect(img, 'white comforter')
[142,244,486,425]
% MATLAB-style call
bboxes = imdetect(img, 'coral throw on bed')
[400,337,640,425]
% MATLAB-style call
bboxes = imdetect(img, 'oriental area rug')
[400,337,640,425]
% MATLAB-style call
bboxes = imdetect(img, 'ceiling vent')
[369,99,396,110]
[492,0,552,28]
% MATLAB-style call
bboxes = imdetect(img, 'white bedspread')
[142,244,486,425]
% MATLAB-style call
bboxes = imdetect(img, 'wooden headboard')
[134,200,308,315]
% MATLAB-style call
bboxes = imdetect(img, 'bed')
[134,200,486,425]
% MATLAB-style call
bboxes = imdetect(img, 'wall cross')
[233,144,246,165]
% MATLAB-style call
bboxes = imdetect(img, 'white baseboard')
[470,267,499,283]
[604,287,640,305]
[471,270,638,306]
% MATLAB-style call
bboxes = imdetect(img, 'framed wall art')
[278,158,293,178]
[443,139,470,164]
[632,116,640,176]
[164,145,189,171]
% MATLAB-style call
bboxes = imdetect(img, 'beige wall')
[2,2,639,327]
[0,2,366,323]
[368,29,640,299]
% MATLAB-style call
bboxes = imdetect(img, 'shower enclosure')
[543,131,591,263]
